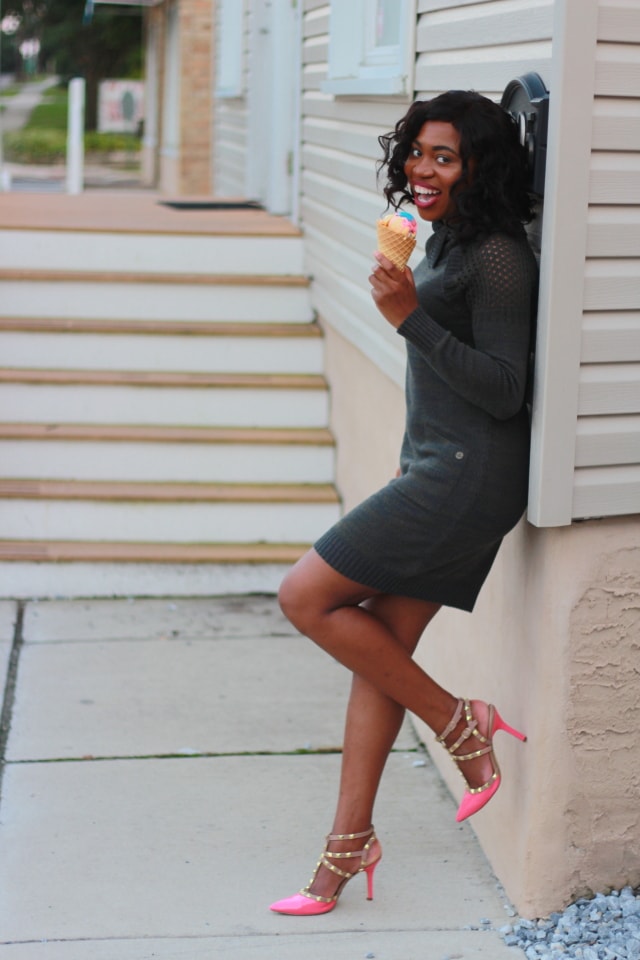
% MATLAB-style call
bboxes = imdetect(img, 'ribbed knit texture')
[315,222,538,612]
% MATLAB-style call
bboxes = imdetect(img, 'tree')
[3,0,142,129]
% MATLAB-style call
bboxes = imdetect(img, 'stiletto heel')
[269,826,382,916]
[493,708,527,742]
[364,857,379,900]
[436,698,526,823]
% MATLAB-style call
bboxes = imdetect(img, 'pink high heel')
[436,698,526,823]
[269,826,381,916]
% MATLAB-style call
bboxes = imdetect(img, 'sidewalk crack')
[0,600,25,802]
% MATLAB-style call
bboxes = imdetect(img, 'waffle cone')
[376,224,416,270]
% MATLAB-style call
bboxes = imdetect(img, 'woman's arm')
[371,235,537,420]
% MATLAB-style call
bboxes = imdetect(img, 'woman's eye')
[411,147,421,158]
[436,155,451,164]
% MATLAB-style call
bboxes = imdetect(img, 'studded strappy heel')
[269,826,382,916]
[436,698,526,823]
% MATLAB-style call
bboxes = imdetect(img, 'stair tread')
[0,479,339,503]
[0,369,326,389]
[0,423,334,445]
[0,268,310,287]
[0,192,303,236]
[0,317,322,337]
[0,540,308,563]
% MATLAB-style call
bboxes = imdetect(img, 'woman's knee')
[278,566,312,632]
[277,568,296,618]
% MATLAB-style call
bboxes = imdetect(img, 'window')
[216,0,244,98]
[322,0,416,97]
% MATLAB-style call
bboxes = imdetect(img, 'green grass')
[25,87,68,132]
[3,84,141,163]
[3,129,66,163]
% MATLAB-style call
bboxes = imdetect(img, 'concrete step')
[0,370,329,427]
[0,270,313,322]
[0,424,335,483]
[0,479,341,544]
[0,227,305,275]
[0,546,299,598]
[0,318,324,374]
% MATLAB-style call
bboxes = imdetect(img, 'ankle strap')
[327,826,374,842]
[435,698,464,745]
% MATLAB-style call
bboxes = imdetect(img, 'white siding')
[213,3,250,197]
[572,0,640,519]
[301,0,553,384]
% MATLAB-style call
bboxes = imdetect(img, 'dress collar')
[426,220,456,267]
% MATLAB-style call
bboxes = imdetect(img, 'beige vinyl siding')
[301,0,553,385]
[213,4,250,197]
[572,0,640,519]
[415,0,553,96]
[300,1,410,383]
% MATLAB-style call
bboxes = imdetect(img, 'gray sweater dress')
[314,220,539,612]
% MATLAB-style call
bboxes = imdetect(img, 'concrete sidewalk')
[0,77,60,134]
[0,596,524,959]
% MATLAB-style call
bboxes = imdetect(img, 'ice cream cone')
[376,223,416,270]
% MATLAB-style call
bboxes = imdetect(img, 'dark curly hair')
[377,90,535,242]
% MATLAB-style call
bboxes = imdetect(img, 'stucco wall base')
[413,516,640,918]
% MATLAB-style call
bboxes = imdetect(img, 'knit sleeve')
[397,233,537,420]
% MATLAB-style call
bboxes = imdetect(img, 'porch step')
[0,540,308,563]
[0,479,341,544]
[0,223,305,275]
[0,202,337,595]
[0,269,313,322]
[0,318,324,374]
[0,369,329,427]
[0,424,335,484]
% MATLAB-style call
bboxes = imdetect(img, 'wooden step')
[0,317,322,337]
[0,268,310,287]
[0,274,314,323]
[0,369,326,389]
[1,489,340,543]
[0,540,308,564]
[0,423,336,484]
[0,423,334,445]
[0,479,339,503]
[0,321,325,375]
[0,375,328,428]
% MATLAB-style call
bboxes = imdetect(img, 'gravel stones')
[501,887,640,959]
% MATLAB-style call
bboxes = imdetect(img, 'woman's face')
[403,120,465,221]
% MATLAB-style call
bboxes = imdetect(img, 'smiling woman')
[269,90,538,919]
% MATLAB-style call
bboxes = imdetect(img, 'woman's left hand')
[369,252,419,329]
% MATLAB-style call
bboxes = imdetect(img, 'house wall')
[212,1,249,196]
[573,0,640,518]
[413,513,640,918]
[149,0,214,195]
[177,0,214,195]
[141,6,165,186]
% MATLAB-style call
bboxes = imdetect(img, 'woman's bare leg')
[279,549,460,733]
[304,593,440,900]
[280,550,493,856]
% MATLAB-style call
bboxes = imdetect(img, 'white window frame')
[321,0,416,97]
[216,0,244,98]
